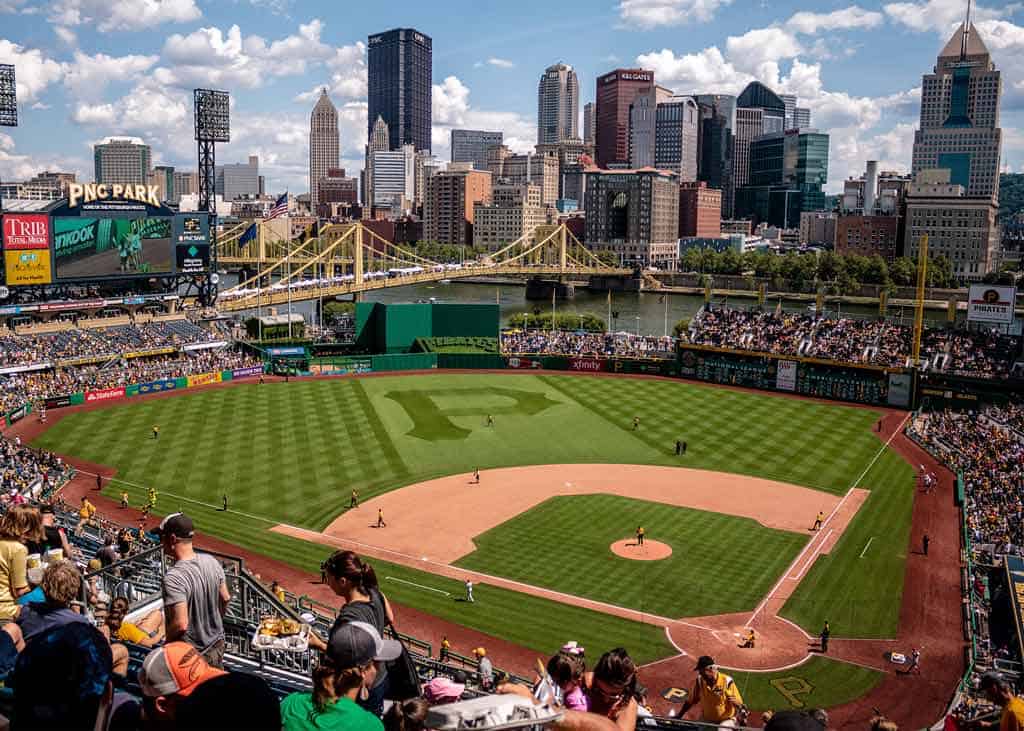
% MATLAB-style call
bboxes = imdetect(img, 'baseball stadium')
[0,171,1019,730]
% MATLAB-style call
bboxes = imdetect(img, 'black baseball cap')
[156,512,194,539]
[39,505,55,515]
[695,655,716,671]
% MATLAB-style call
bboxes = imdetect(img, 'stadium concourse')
[0,303,1018,728]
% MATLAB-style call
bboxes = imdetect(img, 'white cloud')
[294,42,367,103]
[63,51,158,101]
[883,0,1015,34]
[725,27,802,75]
[431,75,534,159]
[51,0,200,32]
[487,57,515,69]
[54,26,77,45]
[157,20,333,89]
[71,80,188,134]
[786,6,884,35]
[618,0,731,28]
[0,40,64,104]
[636,46,751,94]
[0,132,90,182]
[0,0,29,12]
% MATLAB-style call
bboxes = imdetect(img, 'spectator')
[157,512,230,668]
[16,560,89,643]
[581,648,639,731]
[24,505,72,560]
[10,621,113,730]
[105,596,165,648]
[313,550,395,715]
[678,655,746,727]
[422,676,465,705]
[474,647,494,691]
[978,672,1024,730]
[96,536,120,568]
[0,505,42,621]
[541,650,588,711]
[383,697,429,731]
[281,621,402,731]
[175,670,282,731]
[132,641,227,726]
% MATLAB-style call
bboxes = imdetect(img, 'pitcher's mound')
[610,539,672,561]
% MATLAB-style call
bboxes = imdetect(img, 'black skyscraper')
[367,28,432,152]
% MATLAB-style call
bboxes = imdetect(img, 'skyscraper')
[451,130,503,170]
[654,95,699,182]
[309,89,339,208]
[215,155,260,201]
[595,69,653,168]
[628,85,672,169]
[364,115,390,207]
[583,102,596,146]
[737,82,786,134]
[94,138,151,185]
[907,14,1002,280]
[911,18,1001,199]
[367,28,433,152]
[695,94,736,217]
[537,63,579,145]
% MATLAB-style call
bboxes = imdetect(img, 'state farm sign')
[2,215,50,250]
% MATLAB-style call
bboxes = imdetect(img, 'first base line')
[386,576,452,597]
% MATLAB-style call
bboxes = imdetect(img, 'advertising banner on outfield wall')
[232,366,264,379]
[5,404,28,425]
[1005,557,1024,661]
[776,360,798,392]
[85,387,125,403]
[187,372,222,388]
[44,395,73,410]
[967,285,1016,324]
[136,379,178,396]
[568,357,605,372]
[505,356,542,370]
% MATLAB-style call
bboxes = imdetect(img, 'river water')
[226,278,945,337]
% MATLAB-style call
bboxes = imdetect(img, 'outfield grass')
[724,656,884,712]
[455,494,807,617]
[34,373,915,657]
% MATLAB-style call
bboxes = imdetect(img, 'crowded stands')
[688,306,1020,377]
[501,331,676,359]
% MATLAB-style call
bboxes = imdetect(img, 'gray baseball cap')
[328,621,403,668]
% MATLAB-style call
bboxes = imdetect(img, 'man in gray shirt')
[158,513,231,668]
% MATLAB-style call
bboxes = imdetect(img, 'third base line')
[385,576,451,597]
[859,536,875,558]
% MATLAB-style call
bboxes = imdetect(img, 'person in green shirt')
[281,620,402,730]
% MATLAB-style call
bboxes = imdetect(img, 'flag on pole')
[266,193,289,220]
[238,224,257,249]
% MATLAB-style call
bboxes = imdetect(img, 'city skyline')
[0,0,1021,195]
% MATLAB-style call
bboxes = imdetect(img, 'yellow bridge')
[216,221,630,312]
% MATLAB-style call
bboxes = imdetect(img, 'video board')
[53,217,172,279]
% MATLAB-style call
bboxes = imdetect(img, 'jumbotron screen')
[53,217,172,279]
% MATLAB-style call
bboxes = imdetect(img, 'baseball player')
[632,416,640,430]
[636,526,645,546]
[152,424,160,440]
[349,490,359,509]
[486,414,494,427]
[907,648,921,674]
[120,491,129,509]
[812,511,824,531]
[465,580,474,603]
[473,469,480,484]
[377,508,386,528]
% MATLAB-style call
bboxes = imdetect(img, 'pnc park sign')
[67,182,161,209]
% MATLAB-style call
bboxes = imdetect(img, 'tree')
[891,257,916,287]
[717,249,741,275]
[927,255,955,288]
[680,249,704,273]
[672,318,691,338]
[322,300,355,324]
[862,255,891,286]
[507,311,606,332]
[816,251,841,282]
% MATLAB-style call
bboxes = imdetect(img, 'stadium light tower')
[193,88,230,213]
[0,64,18,217]
[193,89,230,306]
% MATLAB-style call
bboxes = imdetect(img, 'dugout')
[354,303,498,354]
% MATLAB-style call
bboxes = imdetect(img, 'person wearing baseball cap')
[422,675,466,705]
[281,621,402,730]
[158,512,231,668]
[136,641,227,722]
[678,656,747,727]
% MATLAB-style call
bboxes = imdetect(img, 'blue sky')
[0,0,1021,194]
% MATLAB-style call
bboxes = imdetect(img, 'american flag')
[265,193,289,220]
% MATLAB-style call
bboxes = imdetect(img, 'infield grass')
[724,656,884,712]
[455,494,807,618]
[34,372,915,652]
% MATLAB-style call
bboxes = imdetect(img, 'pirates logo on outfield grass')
[384,387,561,441]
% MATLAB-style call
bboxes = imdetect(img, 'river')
[224,278,949,337]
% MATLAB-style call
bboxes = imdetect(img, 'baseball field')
[33,372,918,712]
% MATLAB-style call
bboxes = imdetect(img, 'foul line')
[61,466,277,526]
[851,412,911,489]
[789,529,832,581]
[859,536,876,558]
[385,576,451,597]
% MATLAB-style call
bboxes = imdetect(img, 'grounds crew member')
[679,656,747,726]
[153,424,159,440]
[812,511,824,531]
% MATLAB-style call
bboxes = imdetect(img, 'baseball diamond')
[27,371,932,716]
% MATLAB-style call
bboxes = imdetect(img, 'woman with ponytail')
[282,621,403,731]
[383,697,428,731]
[309,550,396,716]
